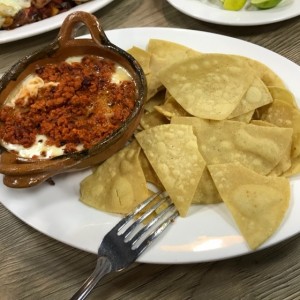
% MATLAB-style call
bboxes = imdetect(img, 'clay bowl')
[0,11,147,188]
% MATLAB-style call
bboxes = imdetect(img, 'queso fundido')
[0,55,137,159]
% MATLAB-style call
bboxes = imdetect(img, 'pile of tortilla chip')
[80,39,300,250]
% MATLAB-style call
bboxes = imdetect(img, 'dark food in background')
[1,0,84,30]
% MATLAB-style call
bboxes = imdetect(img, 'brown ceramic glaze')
[0,11,147,188]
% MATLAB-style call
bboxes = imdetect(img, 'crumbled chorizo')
[0,55,136,154]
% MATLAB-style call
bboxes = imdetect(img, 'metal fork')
[70,191,179,300]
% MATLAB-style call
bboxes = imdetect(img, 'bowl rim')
[0,11,147,161]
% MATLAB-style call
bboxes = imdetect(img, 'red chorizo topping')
[0,55,136,155]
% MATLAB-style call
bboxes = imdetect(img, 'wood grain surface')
[1,1,300,299]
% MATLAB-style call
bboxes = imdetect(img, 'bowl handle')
[57,11,110,48]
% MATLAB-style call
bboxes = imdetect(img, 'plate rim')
[1,26,300,264]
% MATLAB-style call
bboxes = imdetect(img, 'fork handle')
[70,256,112,300]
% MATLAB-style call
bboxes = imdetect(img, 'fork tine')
[130,198,174,245]
[113,191,163,233]
[121,193,170,238]
[134,206,179,255]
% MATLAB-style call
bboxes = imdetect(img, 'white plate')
[1,27,300,264]
[0,0,115,44]
[167,0,300,26]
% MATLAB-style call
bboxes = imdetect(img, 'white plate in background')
[0,0,115,44]
[167,0,300,26]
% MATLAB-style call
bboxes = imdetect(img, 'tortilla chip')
[238,56,286,88]
[140,110,169,130]
[147,39,201,75]
[127,45,164,100]
[250,120,276,127]
[144,90,166,113]
[228,77,272,118]
[284,156,300,177]
[155,96,190,119]
[171,117,293,175]
[192,167,222,204]
[127,46,151,75]
[257,99,300,158]
[268,86,298,108]
[257,99,294,127]
[80,141,149,214]
[139,149,164,189]
[159,54,255,120]
[229,110,254,123]
[209,163,290,249]
[135,124,206,216]
[250,118,291,176]
[145,39,201,99]
[269,140,292,176]
[146,73,163,100]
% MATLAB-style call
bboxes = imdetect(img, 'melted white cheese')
[0,0,31,27]
[2,56,132,159]
[111,66,132,84]
[66,56,132,83]
[1,135,64,159]
[65,56,83,64]
[0,0,31,16]
[5,74,58,107]
[1,135,84,159]
[6,75,43,106]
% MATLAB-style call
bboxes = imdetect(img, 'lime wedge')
[251,0,282,9]
[223,0,247,10]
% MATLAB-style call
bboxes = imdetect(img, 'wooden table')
[1,1,300,299]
